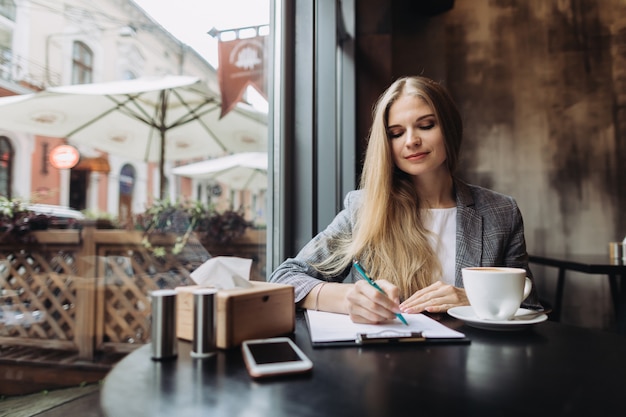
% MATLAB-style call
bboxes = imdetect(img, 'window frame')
[71,41,94,85]
[268,0,356,271]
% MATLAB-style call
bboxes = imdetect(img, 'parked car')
[26,204,85,228]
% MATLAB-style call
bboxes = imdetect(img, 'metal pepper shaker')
[191,288,218,358]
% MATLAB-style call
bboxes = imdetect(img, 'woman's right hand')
[345,279,402,324]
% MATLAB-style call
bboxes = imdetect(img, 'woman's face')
[387,94,448,179]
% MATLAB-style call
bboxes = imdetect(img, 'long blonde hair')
[313,76,463,300]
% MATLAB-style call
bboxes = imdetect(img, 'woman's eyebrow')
[415,114,435,121]
[388,114,435,127]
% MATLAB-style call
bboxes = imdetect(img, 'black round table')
[101,311,626,417]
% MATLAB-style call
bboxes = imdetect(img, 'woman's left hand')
[399,281,469,314]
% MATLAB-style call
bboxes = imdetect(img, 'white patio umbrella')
[0,75,267,198]
[172,152,267,191]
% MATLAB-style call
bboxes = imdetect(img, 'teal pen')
[353,260,409,326]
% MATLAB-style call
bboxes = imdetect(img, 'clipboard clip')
[356,330,425,345]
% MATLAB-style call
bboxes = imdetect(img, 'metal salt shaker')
[150,289,178,360]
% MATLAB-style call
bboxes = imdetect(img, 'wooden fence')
[0,225,266,360]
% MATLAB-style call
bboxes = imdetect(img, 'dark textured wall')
[356,0,626,330]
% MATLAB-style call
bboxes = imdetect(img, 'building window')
[0,0,16,21]
[0,136,13,198]
[72,41,93,85]
[122,70,137,80]
[119,164,136,226]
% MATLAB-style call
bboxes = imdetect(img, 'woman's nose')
[405,128,422,145]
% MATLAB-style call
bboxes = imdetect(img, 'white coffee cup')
[461,267,533,321]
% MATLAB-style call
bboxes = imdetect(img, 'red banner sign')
[217,35,268,118]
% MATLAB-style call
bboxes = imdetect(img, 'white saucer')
[447,306,548,331]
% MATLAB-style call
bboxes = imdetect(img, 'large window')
[0,0,361,369]
[71,41,93,85]
[0,136,13,198]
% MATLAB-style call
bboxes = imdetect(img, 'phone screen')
[242,338,313,378]
[247,341,303,364]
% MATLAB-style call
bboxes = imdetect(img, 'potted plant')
[0,197,53,243]
[134,199,251,257]
[81,210,119,229]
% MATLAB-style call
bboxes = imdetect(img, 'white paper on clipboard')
[305,310,466,345]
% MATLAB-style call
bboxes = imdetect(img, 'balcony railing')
[0,46,61,89]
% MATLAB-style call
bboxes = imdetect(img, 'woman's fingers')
[346,279,468,320]
[346,280,400,323]
[400,281,469,313]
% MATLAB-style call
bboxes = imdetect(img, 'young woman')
[269,75,541,324]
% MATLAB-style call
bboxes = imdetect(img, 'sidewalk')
[0,383,103,417]
[0,345,125,396]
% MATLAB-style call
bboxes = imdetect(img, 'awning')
[73,156,111,173]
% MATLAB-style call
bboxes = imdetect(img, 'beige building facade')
[0,0,227,221]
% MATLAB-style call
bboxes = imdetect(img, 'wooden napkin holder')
[175,281,295,349]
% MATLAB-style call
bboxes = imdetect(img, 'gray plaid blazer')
[269,178,541,308]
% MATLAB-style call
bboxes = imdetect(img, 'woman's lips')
[406,152,428,161]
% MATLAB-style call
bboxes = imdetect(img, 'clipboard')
[356,330,425,344]
[305,310,470,347]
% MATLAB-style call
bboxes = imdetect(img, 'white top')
[422,208,457,285]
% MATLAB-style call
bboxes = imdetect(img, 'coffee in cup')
[461,267,532,321]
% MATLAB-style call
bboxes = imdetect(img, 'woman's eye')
[388,130,403,139]
[418,123,435,130]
